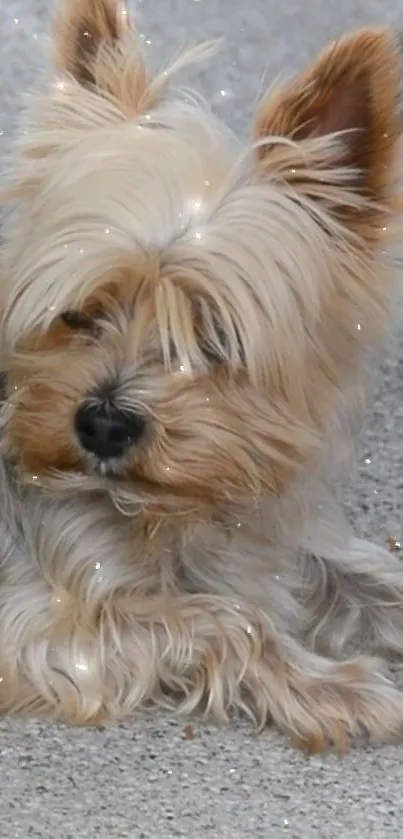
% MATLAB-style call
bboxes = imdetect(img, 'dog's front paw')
[267,654,403,753]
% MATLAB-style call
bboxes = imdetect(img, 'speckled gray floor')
[0,1,402,837]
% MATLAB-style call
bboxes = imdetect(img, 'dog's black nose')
[75,402,146,459]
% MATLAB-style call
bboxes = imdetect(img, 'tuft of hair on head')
[54,0,130,84]
[0,0,221,218]
[254,26,403,245]
[52,0,219,113]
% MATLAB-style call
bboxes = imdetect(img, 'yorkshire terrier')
[0,0,402,752]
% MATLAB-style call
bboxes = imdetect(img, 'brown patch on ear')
[255,27,402,229]
[54,0,130,84]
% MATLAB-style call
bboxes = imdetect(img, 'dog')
[0,0,402,752]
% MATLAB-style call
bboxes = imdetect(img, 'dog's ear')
[53,0,130,85]
[254,27,402,239]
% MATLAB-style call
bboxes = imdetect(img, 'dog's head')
[0,0,401,516]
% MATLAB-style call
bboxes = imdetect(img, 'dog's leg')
[151,595,403,752]
[255,634,403,752]
[0,585,402,750]
[300,504,403,660]
[95,593,403,752]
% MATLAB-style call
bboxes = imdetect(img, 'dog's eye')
[200,324,244,366]
[200,338,226,363]
[199,324,231,364]
[61,311,94,330]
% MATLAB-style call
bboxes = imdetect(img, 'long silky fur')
[0,5,402,753]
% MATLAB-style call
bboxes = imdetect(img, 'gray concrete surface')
[0,1,402,837]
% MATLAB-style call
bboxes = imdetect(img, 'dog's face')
[0,1,401,515]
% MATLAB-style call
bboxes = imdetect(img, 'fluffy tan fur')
[0,0,402,752]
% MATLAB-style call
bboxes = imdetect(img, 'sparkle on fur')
[0,0,402,753]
